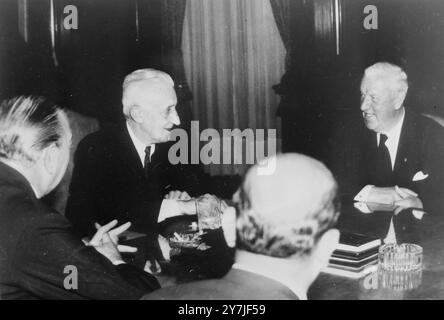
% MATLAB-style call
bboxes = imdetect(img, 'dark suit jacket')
[66,122,207,237]
[328,110,444,214]
[142,268,300,300]
[0,162,159,300]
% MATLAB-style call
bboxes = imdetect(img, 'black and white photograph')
[1,0,444,306]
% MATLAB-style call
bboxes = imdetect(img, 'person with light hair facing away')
[0,96,161,299]
[143,153,340,300]
[66,68,209,238]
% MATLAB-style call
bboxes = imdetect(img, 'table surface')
[130,204,444,300]
[308,204,444,300]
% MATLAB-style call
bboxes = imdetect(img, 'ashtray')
[169,231,201,249]
[168,231,212,251]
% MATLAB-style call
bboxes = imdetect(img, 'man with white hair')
[143,153,340,300]
[329,62,444,219]
[66,69,205,237]
[0,96,160,299]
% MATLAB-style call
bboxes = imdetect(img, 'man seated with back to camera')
[143,153,341,300]
[0,96,161,299]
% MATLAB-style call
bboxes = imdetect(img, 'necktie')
[375,134,393,186]
[144,146,151,176]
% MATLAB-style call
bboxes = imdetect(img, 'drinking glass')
[378,243,423,272]
[196,194,222,232]
[379,268,422,291]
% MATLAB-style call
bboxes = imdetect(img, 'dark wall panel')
[0,0,163,122]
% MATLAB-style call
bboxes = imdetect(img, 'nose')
[360,95,370,112]
[169,109,181,126]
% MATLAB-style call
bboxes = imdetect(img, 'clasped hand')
[367,186,423,213]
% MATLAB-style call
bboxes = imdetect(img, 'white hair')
[0,96,68,164]
[122,69,174,118]
[363,62,408,94]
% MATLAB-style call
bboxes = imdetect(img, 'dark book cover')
[330,253,378,268]
[336,231,381,253]
[332,247,380,261]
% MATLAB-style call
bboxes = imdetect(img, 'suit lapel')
[115,123,145,178]
[360,127,378,183]
[149,144,165,171]
[113,124,170,189]
[393,111,420,183]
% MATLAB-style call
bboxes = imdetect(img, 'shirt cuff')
[354,185,375,202]
[158,199,181,223]
[353,202,371,214]
[112,260,126,266]
[412,209,426,220]
[383,217,397,244]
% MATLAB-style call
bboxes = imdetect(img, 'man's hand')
[366,187,403,204]
[164,190,191,200]
[87,220,137,264]
[394,186,423,215]
[177,198,197,215]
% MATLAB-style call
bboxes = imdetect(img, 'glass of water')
[196,194,222,232]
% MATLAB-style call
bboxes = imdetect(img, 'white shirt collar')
[232,251,308,300]
[376,108,405,169]
[126,121,155,166]
[29,182,40,198]
[0,160,41,198]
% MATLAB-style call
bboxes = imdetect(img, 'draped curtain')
[270,0,333,156]
[269,0,311,104]
[160,0,193,131]
[269,0,295,70]
[182,0,285,132]
[182,0,285,175]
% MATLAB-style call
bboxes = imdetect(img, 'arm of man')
[65,137,104,237]
[13,213,160,300]
[324,115,368,201]
[418,120,444,215]
[66,137,162,236]
[354,185,403,204]
[158,142,210,197]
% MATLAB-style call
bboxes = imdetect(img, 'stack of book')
[323,232,382,279]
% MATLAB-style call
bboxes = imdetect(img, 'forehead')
[130,80,177,109]
[361,75,396,95]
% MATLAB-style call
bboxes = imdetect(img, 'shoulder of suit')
[76,122,126,155]
[143,269,298,300]
[0,184,69,238]
[406,110,444,139]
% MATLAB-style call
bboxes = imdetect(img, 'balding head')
[235,153,339,258]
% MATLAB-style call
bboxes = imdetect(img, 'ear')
[129,105,144,123]
[393,90,407,110]
[313,229,340,267]
[42,143,58,176]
